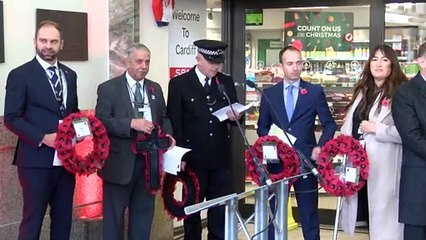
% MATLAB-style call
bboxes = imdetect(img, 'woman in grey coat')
[340,45,407,239]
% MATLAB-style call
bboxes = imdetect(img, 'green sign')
[246,9,263,26]
[283,11,354,52]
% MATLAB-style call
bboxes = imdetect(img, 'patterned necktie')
[204,77,210,93]
[134,82,144,118]
[286,85,295,121]
[48,66,62,99]
[47,66,64,116]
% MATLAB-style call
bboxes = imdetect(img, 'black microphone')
[218,84,272,186]
[246,80,323,183]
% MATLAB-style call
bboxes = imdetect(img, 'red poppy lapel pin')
[150,86,156,100]
[300,88,308,95]
[381,98,390,107]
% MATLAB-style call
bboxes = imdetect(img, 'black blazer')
[392,73,426,225]
[167,67,238,170]
[95,73,171,185]
[4,58,78,167]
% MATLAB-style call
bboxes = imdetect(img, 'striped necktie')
[48,66,65,116]
[48,66,62,100]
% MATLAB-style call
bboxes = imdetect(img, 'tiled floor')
[173,224,369,239]
[239,225,369,240]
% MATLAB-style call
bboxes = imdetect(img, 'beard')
[36,48,58,62]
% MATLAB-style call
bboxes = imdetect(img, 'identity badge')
[262,143,278,164]
[72,117,92,141]
[345,166,360,184]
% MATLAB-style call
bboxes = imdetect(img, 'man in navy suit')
[4,20,78,240]
[393,42,426,240]
[96,43,175,240]
[257,46,336,240]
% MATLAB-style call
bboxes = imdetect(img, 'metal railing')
[184,173,309,240]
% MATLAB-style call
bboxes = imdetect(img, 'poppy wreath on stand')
[317,135,369,197]
[245,135,300,186]
[161,168,200,220]
[55,112,110,175]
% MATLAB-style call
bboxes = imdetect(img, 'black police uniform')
[167,39,239,240]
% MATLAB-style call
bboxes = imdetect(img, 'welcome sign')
[283,11,354,52]
[168,0,206,79]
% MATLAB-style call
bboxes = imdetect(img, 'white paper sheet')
[163,146,191,175]
[212,102,254,122]
[53,120,63,166]
[268,123,297,145]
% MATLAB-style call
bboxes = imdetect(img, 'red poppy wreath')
[55,112,110,175]
[317,135,369,197]
[161,168,200,220]
[245,135,300,186]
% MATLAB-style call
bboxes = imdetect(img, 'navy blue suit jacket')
[257,80,336,159]
[4,57,78,168]
[392,73,426,225]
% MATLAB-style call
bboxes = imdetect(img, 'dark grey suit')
[95,73,171,240]
[392,73,426,239]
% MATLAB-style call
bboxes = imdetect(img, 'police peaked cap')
[194,39,228,64]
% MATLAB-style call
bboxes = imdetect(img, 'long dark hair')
[346,45,408,118]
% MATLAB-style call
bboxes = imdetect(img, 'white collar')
[195,65,209,84]
[283,79,301,89]
[36,54,58,70]
[420,72,426,82]
[126,71,144,87]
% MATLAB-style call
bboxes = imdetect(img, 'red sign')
[169,67,192,79]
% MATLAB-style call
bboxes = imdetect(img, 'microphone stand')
[218,84,272,186]
[246,80,323,183]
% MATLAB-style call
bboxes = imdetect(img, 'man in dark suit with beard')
[95,43,175,240]
[4,20,79,240]
[167,39,241,240]
[392,42,426,240]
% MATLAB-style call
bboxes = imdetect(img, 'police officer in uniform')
[167,39,241,240]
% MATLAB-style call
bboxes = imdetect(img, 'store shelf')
[352,39,403,44]
[306,57,368,61]
[321,82,356,88]
[253,81,275,88]
[398,56,408,61]
[245,120,258,130]
[245,56,361,132]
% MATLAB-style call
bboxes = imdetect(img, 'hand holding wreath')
[55,112,110,176]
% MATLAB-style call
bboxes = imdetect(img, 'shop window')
[385,2,426,78]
